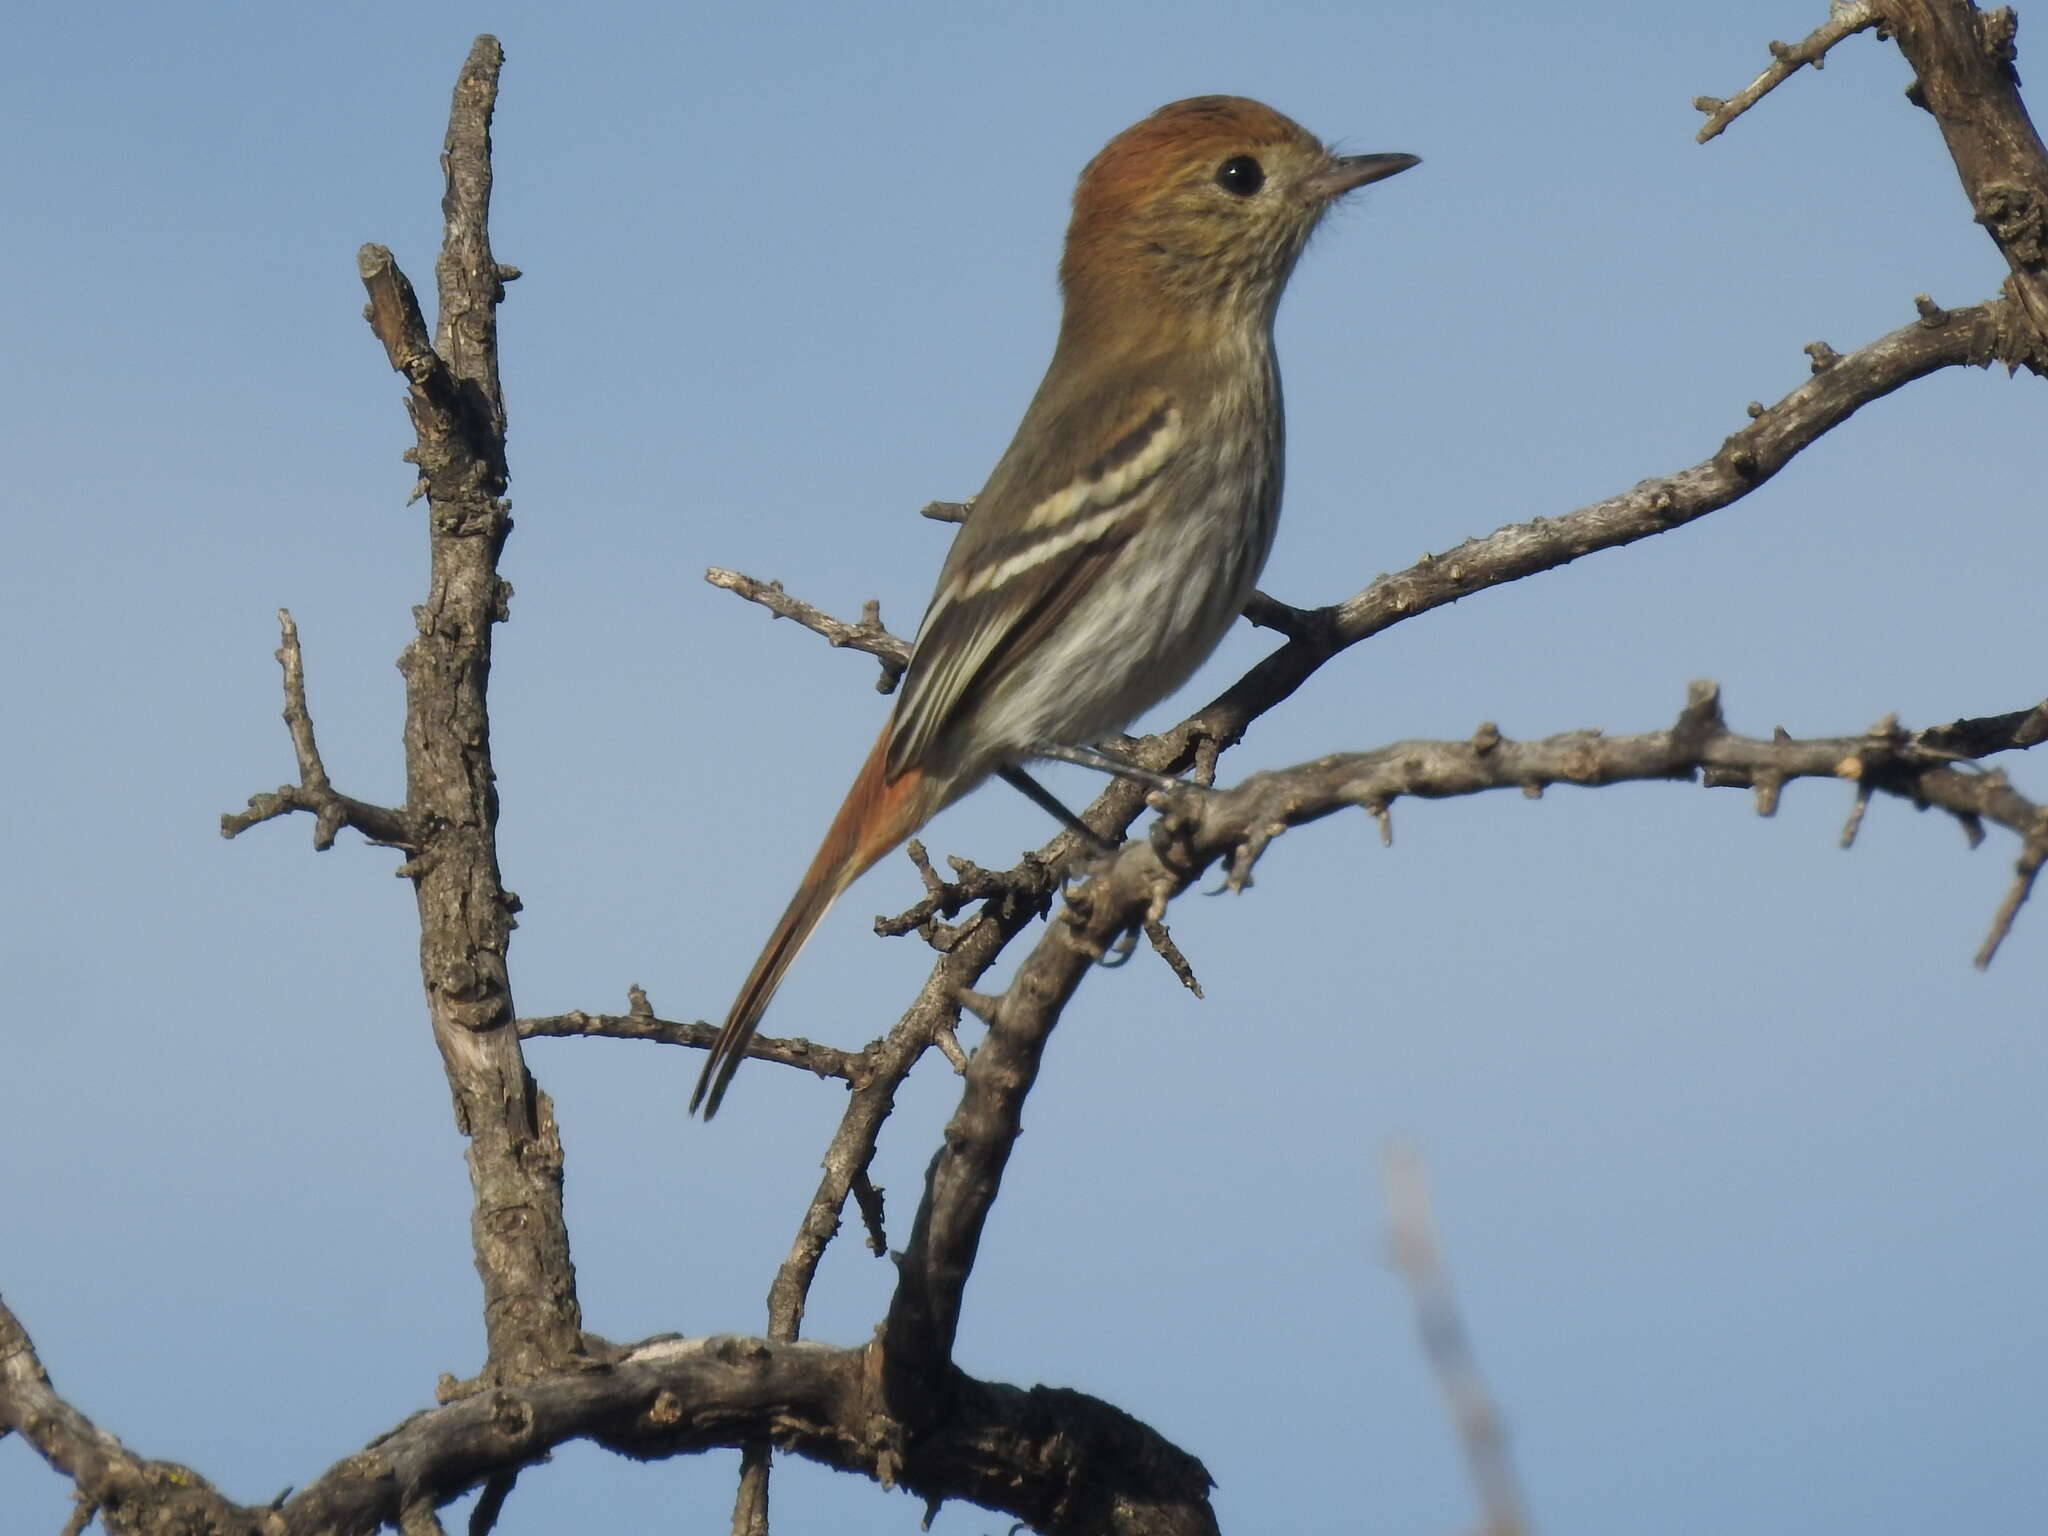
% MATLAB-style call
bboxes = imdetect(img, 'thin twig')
[220,611,413,849]
[517,1010,865,1083]
[1142,919,1203,998]
[1694,1,1883,143]
[706,567,911,693]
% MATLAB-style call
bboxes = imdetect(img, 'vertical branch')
[360,35,582,1384]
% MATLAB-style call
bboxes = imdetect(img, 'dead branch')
[518,1008,866,1084]
[1694,1,1884,142]
[1698,0,2048,369]
[221,35,583,1392]
[220,610,413,849]
[0,1294,266,1536]
[706,567,910,692]
[274,1334,1217,1536]
[879,681,2047,1395]
[1887,0,2048,359]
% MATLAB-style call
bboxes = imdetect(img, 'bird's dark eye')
[1214,155,1265,197]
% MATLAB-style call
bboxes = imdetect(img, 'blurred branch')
[1383,1143,1530,1536]
[877,682,2046,1391]
[1919,698,2048,757]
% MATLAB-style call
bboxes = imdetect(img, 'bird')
[693,96,1417,1117]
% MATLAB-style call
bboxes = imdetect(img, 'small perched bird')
[694,96,1417,1116]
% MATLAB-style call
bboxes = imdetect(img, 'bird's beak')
[1305,152,1421,200]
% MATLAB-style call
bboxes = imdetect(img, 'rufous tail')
[692,724,937,1118]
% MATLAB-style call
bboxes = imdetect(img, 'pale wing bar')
[886,403,1183,778]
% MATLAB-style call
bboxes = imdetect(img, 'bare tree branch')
[466,1470,516,1536]
[349,34,588,1386]
[220,609,413,849]
[1697,0,2048,370]
[706,567,910,693]
[1920,698,2048,757]
[1694,1,1885,142]
[1285,298,2024,716]
[267,1335,1216,1536]
[0,1294,266,1536]
[518,1007,867,1085]
[1887,0,2048,359]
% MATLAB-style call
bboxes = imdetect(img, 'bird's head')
[1059,96,1417,349]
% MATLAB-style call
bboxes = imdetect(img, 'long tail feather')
[692,725,936,1118]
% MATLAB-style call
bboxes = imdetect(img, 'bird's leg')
[997,765,1118,853]
[1034,742,1195,796]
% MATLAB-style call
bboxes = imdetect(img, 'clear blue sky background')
[4,2,2043,1532]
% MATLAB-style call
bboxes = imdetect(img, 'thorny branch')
[875,681,2047,1394]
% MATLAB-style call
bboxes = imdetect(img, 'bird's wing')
[885,386,1182,778]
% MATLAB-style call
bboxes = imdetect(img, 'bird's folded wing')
[886,389,1182,778]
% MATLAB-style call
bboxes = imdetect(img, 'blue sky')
[3,2,2043,1532]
